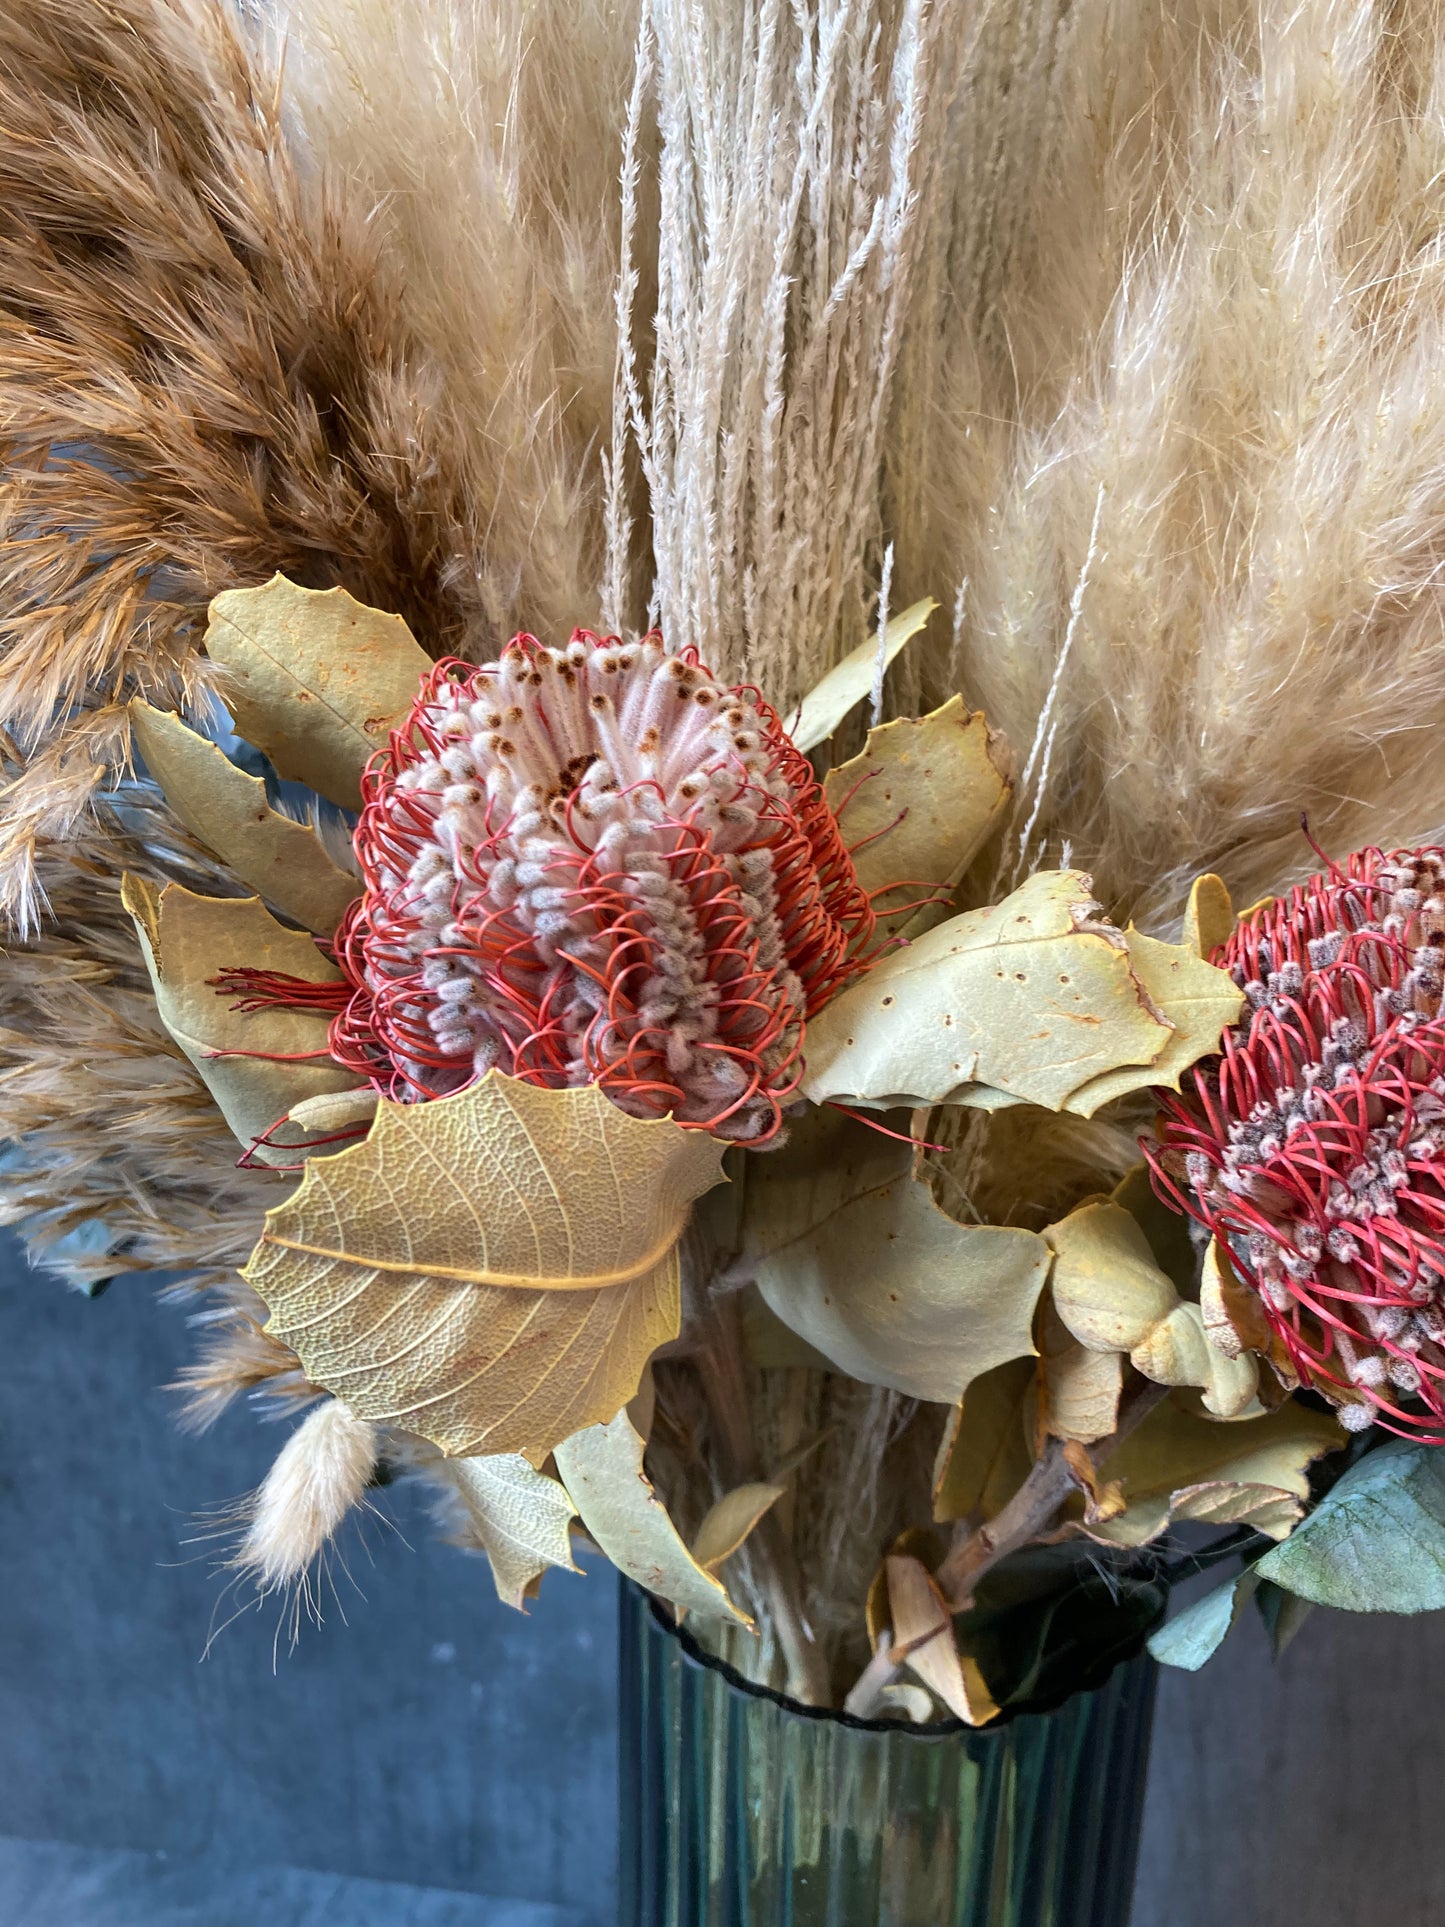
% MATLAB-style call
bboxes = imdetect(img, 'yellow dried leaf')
[244,1074,728,1459]
[931,1356,1036,1524]
[789,598,936,753]
[123,876,363,1168]
[439,1453,580,1610]
[205,575,430,810]
[287,1089,379,1135]
[744,1112,1048,1404]
[1110,1163,1199,1296]
[886,1554,998,1725]
[1062,929,1243,1115]
[1087,1399,1345,1547]
[1063,928,1248,1117]
[129,701,360,936]
[1182,873,1235,960]
[1200,1235,1276,1360]
[800,871,1171,1112]
[1038,1294,1123,1445]
[822,697,1011,938]
[553,1408,751,1625]
[1046,1200,1258,1417]
[691,1483,786,1573]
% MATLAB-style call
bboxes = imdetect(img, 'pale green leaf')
[438,1453,580,1610]
[822,697,1011,938]
[1063,929,1243,1116]
[788,598,936,753]
[1255,1440,1445,1612]
[130,701,360,937]
[1147,1569,1260,1671]
[745,1109,1049,1404]
[205,575,430,810]
[553,1408,751,1625]
[799,871,1171,1112]
[123,876,364,1167]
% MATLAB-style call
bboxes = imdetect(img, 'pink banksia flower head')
[1150,846,1445,1437]
[318,631,876,1144]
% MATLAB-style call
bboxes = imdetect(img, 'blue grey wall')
[3,1228,1443,1925]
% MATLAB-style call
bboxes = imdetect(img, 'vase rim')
[643,1587,997,1738]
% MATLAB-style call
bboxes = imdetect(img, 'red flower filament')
[1151,846,1445,1435]
[318,631,875,1143]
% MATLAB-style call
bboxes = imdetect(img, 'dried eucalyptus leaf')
[205,575,430,809]
[822,697,1011,937]
[1254,1439,1445,1612]
[286,1089,379,1134]
[245,1074,727,1459]
[886,1553,998,1725]
[130,700,360,936]
[1062,930,1243,1116]
[1182,873,1235,960]
[122,876,363,1167]
[789,598,936,753]
[1038,1295,1123,1445]
[1088,1399,1344,1547]
[553,1408,751,1625]
[1147,1569,1260,1671]
[742,1109,1047,1403]
[1046,1201,1258,1417]
[932,1357,1037,1524]
[691,1483,786,1573]
[800,871,1170,1112]
[1110,1163,1199,1297]
[440,1453,580,1610]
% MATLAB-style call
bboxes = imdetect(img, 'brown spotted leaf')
[245,1074,728,1459]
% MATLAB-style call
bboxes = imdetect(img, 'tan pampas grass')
[0,784,277,1293]
[234,1398,380,1603]
[268,0,640,647]
[0,0,514,927]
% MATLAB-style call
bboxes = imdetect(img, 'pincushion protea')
[237,630,877,1145]
[1150,846,1445,1435]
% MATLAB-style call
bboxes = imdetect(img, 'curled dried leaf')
[692,1483,786,1574]
[789,598,936,752]
[129,700,359,936]
[435,1453,580,1610]
[123,876,364,1167]
[1182,873,1235,960]
[744,1112,1048,1404]
[553,1408,751,1625]
[822,697,1011,938]
[885,1553,998,1725]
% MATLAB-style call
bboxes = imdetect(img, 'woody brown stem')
[935,1373,1170,1609]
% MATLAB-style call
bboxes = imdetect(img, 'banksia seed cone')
[1151,847,1445,1435]
[327,633,875,1143]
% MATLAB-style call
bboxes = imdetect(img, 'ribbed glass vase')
[617,1584,1157,1927]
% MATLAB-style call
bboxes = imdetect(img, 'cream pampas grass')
[266,0,640,645]
[899,0,1445,927]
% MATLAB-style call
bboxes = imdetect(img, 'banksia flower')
[324,633,876,1143]
[1151,847,1445,1436]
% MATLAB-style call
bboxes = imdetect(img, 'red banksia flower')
[322,631,875,1143]
[1151,847,1445,1436]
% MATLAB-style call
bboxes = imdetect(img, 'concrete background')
[2,1231,1442,1925]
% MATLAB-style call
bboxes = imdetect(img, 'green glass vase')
[617,1584,1156,1927]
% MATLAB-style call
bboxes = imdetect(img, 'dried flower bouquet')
[8,0,1445,1729]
